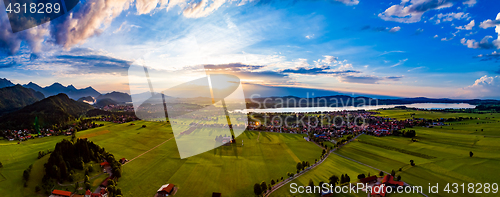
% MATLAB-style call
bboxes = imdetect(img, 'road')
[264,134,429,197]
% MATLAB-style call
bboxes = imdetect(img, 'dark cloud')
[53,54,132,75]
[474,52,500,62]
[282,66,360,75]
[339,75,403,84]
[202,63,264,71]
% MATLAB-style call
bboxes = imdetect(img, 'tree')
[391,170,396,177]
[0,161,3,168]
[271,179,275,185]
[281,177,284,180]
[410,160,415,166]
[397,175,402,181]
[253,184,262,196]
[328,175,339,186]
[470,151,474,157]
[260,181,267,193]
[379,171,384,177]
[296,162,302,172]
[357,174,366,179]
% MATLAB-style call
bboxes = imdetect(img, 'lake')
[235,103,476,113]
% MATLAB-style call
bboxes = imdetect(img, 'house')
[360,175,378,184]
[119,158,128,164]
[212,192,222,197]
[100,162,110,167]
[50,189,72,197]
[370,184,386,197]
[85,189,108,197]
[156,184,175,196]
[382,175,404,187]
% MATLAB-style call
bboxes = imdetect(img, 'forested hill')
[0,85,45,116]
[0,93,94,129]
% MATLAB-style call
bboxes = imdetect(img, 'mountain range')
[0,85,45,116]
[0,78,132,106]
[23,82,101,99]
[0,94,94,129]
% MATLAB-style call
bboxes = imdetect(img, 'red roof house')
[52,189,72,197]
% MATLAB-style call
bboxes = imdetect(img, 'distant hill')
[22,82,101,99]
[0,93,94,129]
[94,98,119,107]
[77,96,96,104]
[97,91,132,104]
[0,85,45,116]
[0,78,14,88]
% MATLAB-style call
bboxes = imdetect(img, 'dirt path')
[124,136,174,165]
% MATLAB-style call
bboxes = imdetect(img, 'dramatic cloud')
[456,20,475,30]
[0,0,360,55]
[200,63,264,71]
[378,0,471,23]
[338,75,402,84]
[53,54,132,75]
[0,15,49,55]
[461,75,500,98]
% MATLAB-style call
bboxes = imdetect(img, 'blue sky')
[0,0,499,98]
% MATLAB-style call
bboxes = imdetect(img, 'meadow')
[0,120,323,196]
[272,110,500,197]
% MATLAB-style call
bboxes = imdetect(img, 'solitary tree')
[271,179,275,185]
[260,181,267,193]
[254,183,262,195]
[391,170,396,177]
[328,175,339,186]
[470,151,474,157]
[397,175,402,181]
[0,161,3,168]
[379,171,384,177]
[357,174,366,179]
[308,179,315,188]
[410,160,415,166]
[296,162,303,172]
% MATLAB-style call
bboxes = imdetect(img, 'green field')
[272,110,500,197]
[0,120,322,196]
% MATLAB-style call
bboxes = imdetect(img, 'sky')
[0,0,500,99]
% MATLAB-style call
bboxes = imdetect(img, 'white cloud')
[390,58,407,67]
[432,12,470,23]
[456,20,475,30]
[334,0,359,6]
[461,75,500,98]
[461,36,500,49]
[305,34,315,39]
[389,26,401,33]
[433,35,439,38]
[463,0,477,7]
[479,13,500,29]
[378,0,461,23]
[441,37,453,41]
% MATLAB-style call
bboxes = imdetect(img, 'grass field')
[271,109,500,197]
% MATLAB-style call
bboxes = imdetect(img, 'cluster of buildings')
[247,111,424,139]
